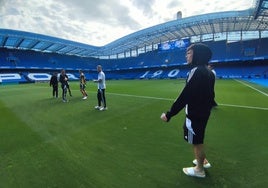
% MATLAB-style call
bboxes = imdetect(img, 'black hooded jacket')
[165,44,215,121]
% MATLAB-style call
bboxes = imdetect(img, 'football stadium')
[0,0,268,187]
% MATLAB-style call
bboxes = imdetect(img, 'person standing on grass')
[59,69,69,102]
[49,72,58,98]
[79,70,88,100]
[160,43,215,178]
[93,65,107,111]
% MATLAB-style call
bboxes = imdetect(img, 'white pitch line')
[108,92,268,111]
[234,79,268,97]
[108,92,174,101]
[218,103,268,111]
[1,85,267,110]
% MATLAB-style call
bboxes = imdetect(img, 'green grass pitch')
[0,79,267,188]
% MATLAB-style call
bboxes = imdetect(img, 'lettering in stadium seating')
[1,70,183,83]
[27,73,78,81]
[168,69,180,77]
[0,73,21,81]
[152,70,163,78]
[140,69,180,79]
[28,73,52,81]
[140,71,150,79]
[0,73,78,83]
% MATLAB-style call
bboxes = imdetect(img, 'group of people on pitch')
[49,65,107,111]
[50,43,216,178]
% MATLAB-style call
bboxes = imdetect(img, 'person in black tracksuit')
[161,43,215,178]
[59,69,69,102]
[49,72,58,98]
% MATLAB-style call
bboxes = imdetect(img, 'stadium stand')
[1,38,268,82]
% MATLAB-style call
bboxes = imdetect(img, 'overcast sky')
[0,0,254,46]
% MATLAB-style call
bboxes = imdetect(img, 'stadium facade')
[0,0,268,83]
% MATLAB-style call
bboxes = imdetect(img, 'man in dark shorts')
[160,43,215,178]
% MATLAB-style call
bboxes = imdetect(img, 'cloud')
[0,0,254,46]
[131,0,156,17]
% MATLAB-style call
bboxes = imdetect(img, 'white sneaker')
[99,107,108,111]
[95,106,101,110]
[82,96,87,100]
[183,167,206,178]
[192,159,211,168]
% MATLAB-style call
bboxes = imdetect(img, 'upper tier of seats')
[1,38,268,71]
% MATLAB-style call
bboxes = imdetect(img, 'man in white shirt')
[93,65,107,111]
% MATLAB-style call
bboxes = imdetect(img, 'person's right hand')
[160,113,167,122]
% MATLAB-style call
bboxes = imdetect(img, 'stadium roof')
[0,0,268,58]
